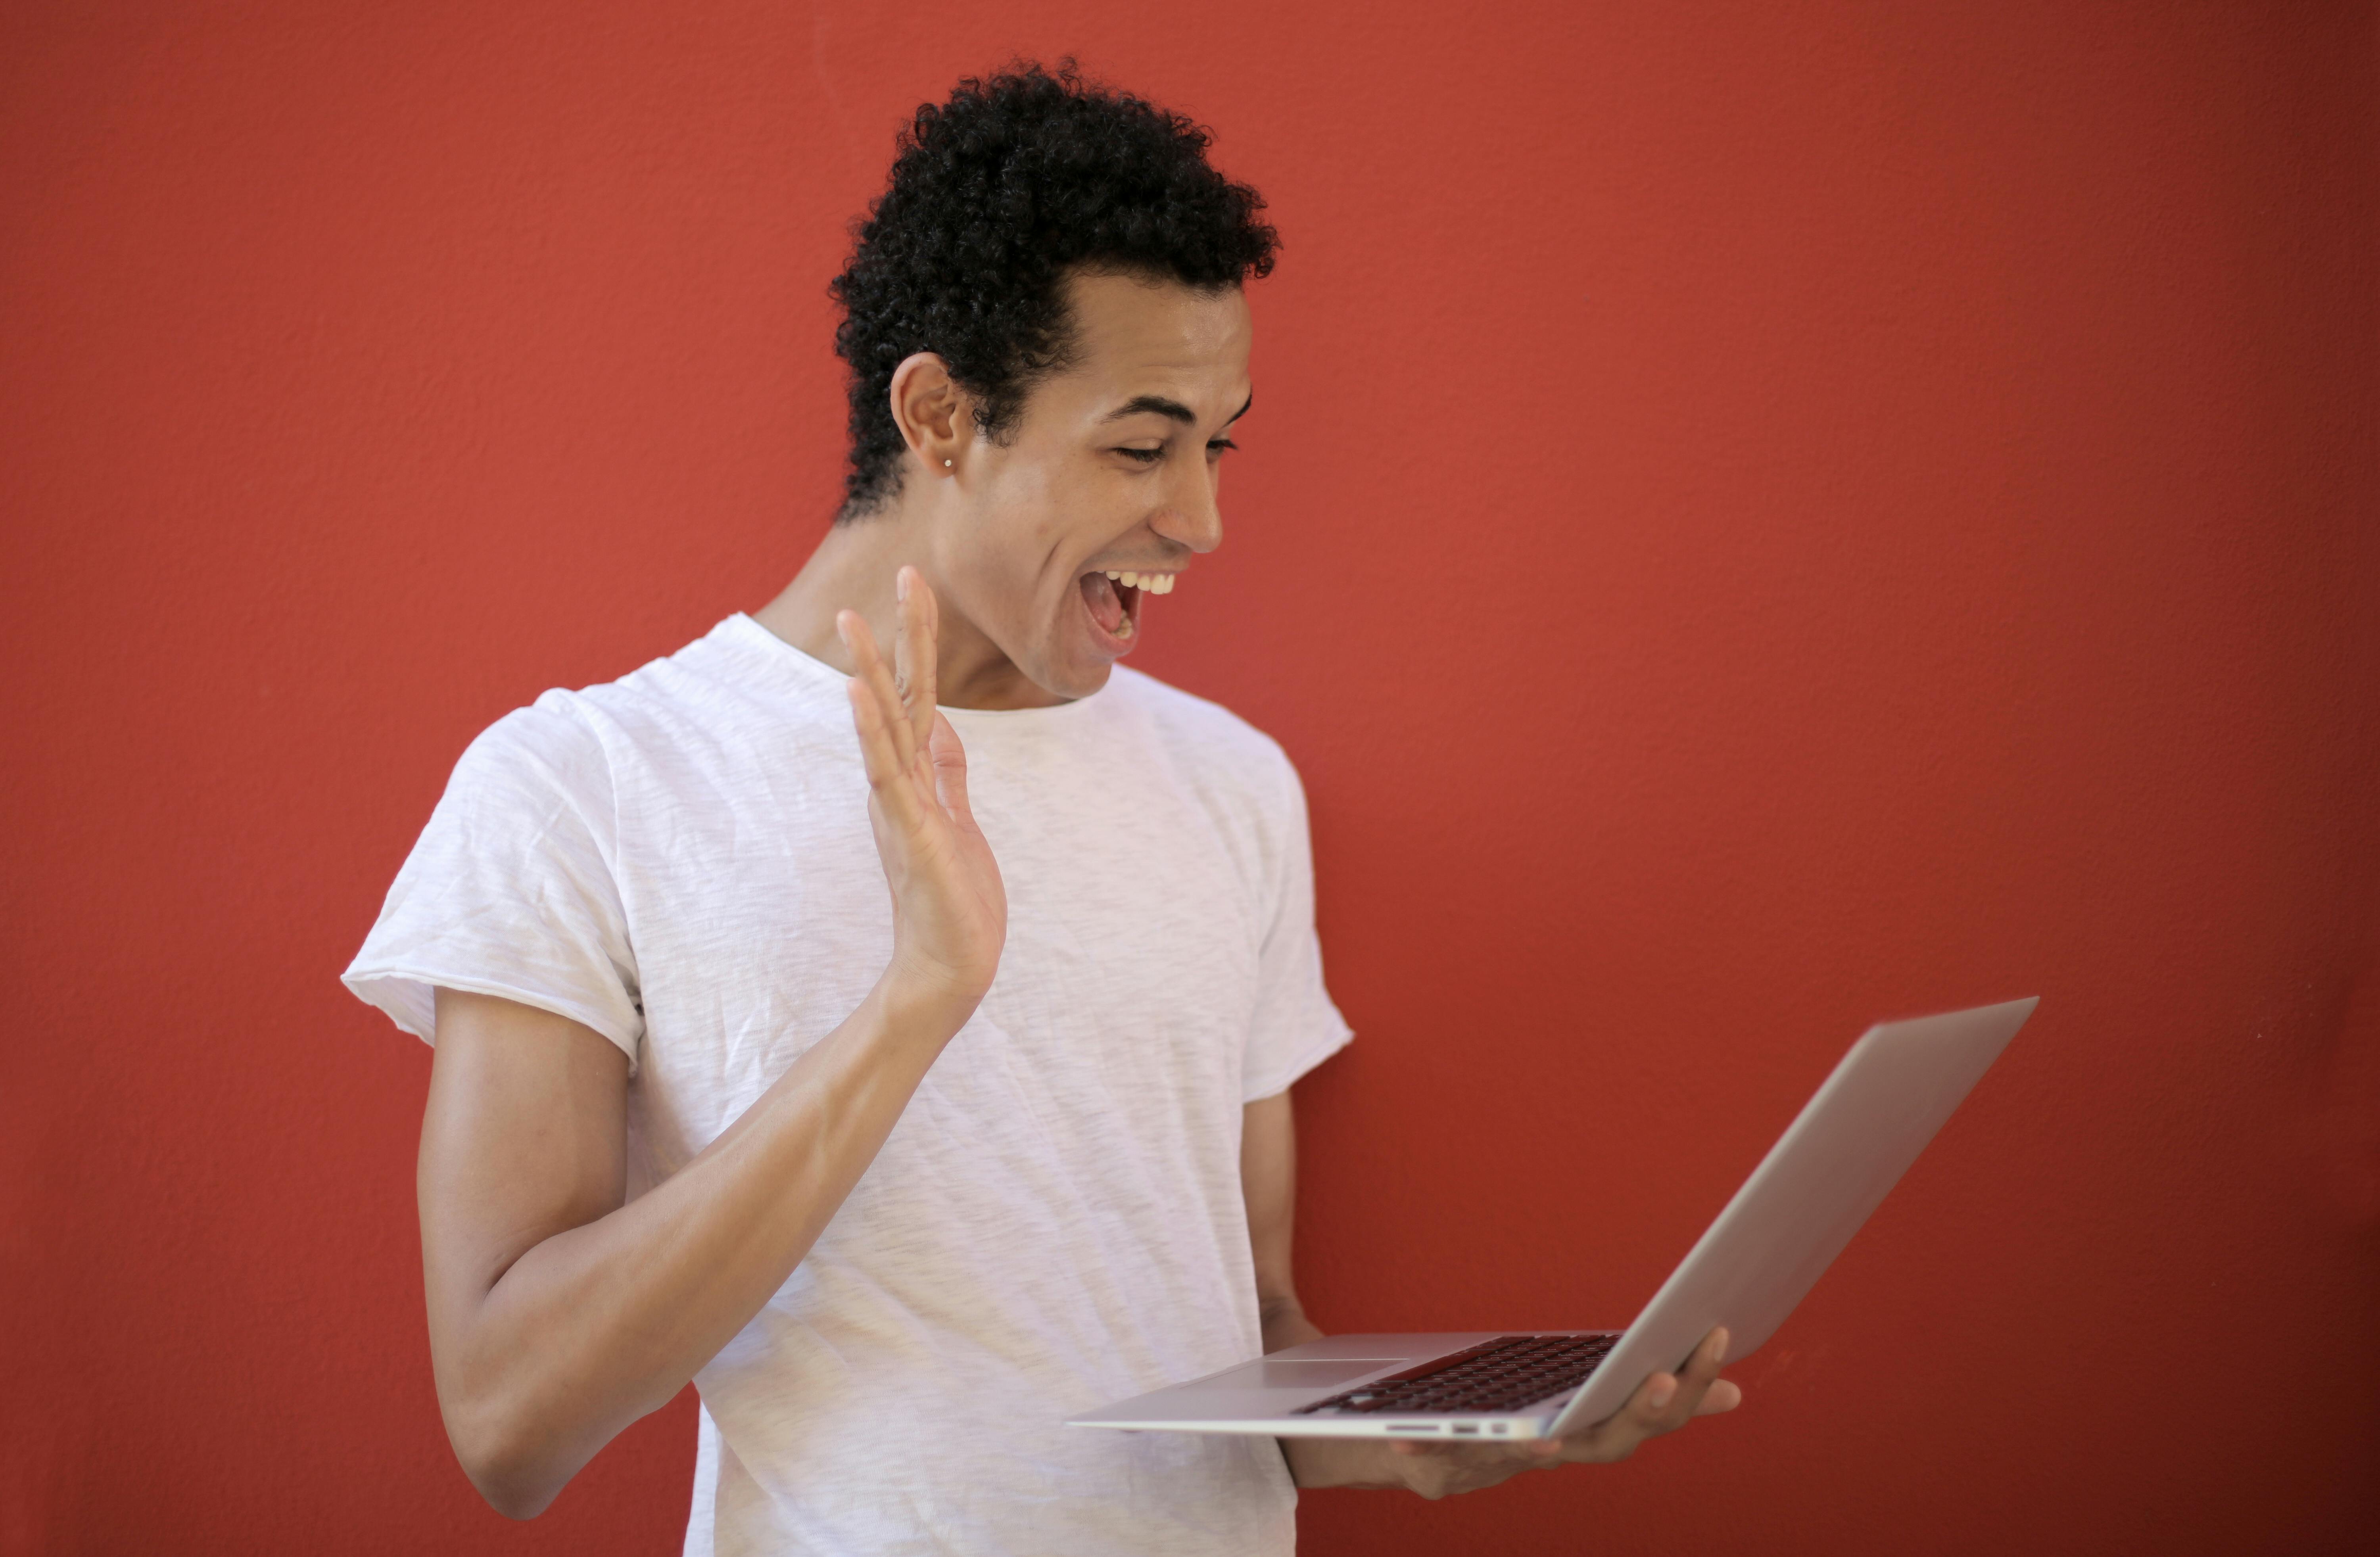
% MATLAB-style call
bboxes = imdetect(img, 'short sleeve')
[1240,751,1353,1102]
[341,695,645,1069]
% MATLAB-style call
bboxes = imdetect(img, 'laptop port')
[1453,1425,1480,1434]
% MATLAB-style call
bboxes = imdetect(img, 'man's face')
[933,270,1253,701]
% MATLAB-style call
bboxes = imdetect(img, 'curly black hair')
[828,62,1278,517]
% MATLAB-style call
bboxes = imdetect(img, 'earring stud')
[943,459,953,469]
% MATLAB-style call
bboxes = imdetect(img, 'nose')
[1151,456,1225,555]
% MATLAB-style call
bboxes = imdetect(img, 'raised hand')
[838,567,1007,1016]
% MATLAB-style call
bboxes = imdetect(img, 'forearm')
[1257,1297,1410,1491]
[1280,1428,1409,1491]
[1259,1291,1322,1355]
[432,977,962,1513]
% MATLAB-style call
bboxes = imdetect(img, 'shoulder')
[1104,667,1304,813]
[457,617,787,787]
[443,623,739,807]
[432,693,617,849]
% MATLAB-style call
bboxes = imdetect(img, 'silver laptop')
[1069,997,2036,1442]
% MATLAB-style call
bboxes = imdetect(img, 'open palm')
[838,568,1007,1011]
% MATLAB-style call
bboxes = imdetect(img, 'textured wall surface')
[4,3,2376,1553]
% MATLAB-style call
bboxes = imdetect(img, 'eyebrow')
[1101,390,1253,427]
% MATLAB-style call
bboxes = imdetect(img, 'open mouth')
[1078,568,1176,649]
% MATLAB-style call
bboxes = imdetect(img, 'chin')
[1036,657,1115,703]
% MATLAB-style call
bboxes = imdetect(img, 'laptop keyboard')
[1291,1333,1618,1416]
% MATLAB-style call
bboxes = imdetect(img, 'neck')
[752,501,1064,711]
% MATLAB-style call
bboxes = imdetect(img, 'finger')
[898,567,938,756]
[845,610,914,774]
[843,676,927,831]
[841,609,917,775]
[889,570,915,735]
[1556,1365,1683,1464]
[1694,1378,1742,1415]
[1660,1327,1730,1428]
[1637,1370,1681,1427]
[1612,1329,1729,1448]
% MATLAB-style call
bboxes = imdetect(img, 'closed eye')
[1115,438,1236,464]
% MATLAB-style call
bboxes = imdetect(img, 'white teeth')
[1095,569,1180,595]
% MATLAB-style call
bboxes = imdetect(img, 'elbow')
[457,1436,565,1521]
[467,1465,561,1523]
[442,1394,569,1520]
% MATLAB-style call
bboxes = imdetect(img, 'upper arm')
[418,989,630,1386]
[1242,1089,1298,1310]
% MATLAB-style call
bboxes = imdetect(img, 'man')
[345,63,1736,1556]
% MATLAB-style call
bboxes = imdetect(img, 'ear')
[887,352,971,478]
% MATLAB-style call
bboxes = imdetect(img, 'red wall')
[6,3,2376,1553]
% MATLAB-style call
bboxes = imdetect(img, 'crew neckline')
[719,612,1118,720]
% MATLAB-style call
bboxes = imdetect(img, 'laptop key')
[1293,1334,1615,1417]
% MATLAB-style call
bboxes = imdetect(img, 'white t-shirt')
[343,614,1352,1557]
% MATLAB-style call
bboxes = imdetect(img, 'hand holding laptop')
[1285,1325,1740,1497]
[1071,999,2039,1492]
